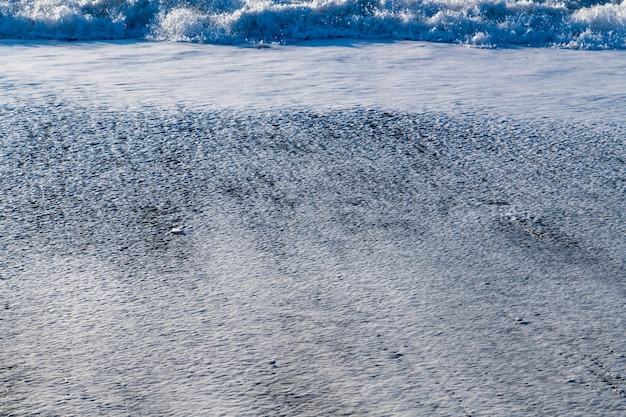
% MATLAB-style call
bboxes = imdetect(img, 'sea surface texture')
[1,0,626,48]
[1,103,625,416]
[1,2,625,415]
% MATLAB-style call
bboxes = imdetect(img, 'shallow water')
[1,105,624,416]
[2,40,626,126]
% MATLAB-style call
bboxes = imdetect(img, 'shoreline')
[1,40,625,126]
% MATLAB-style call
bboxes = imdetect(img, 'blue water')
[1,0,626,48]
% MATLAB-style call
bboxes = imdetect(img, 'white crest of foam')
[573,1,626,29]
[2,0,626,48]
[156,7,209,42]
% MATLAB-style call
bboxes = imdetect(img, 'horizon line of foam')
[0,0,625,49]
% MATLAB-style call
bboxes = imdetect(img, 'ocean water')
[1,104,625,416]
[1,2,626,416]
[1,0,626,48]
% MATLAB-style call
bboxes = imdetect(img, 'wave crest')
[1,0,625,48]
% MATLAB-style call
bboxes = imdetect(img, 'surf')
[1,0,626,48]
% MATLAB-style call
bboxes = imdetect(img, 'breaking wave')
[1,0,626,48]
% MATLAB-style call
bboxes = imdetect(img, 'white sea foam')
[1,0,626,48]
[4,39,626,127]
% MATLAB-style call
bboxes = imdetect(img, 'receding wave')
[1,0,625,48]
